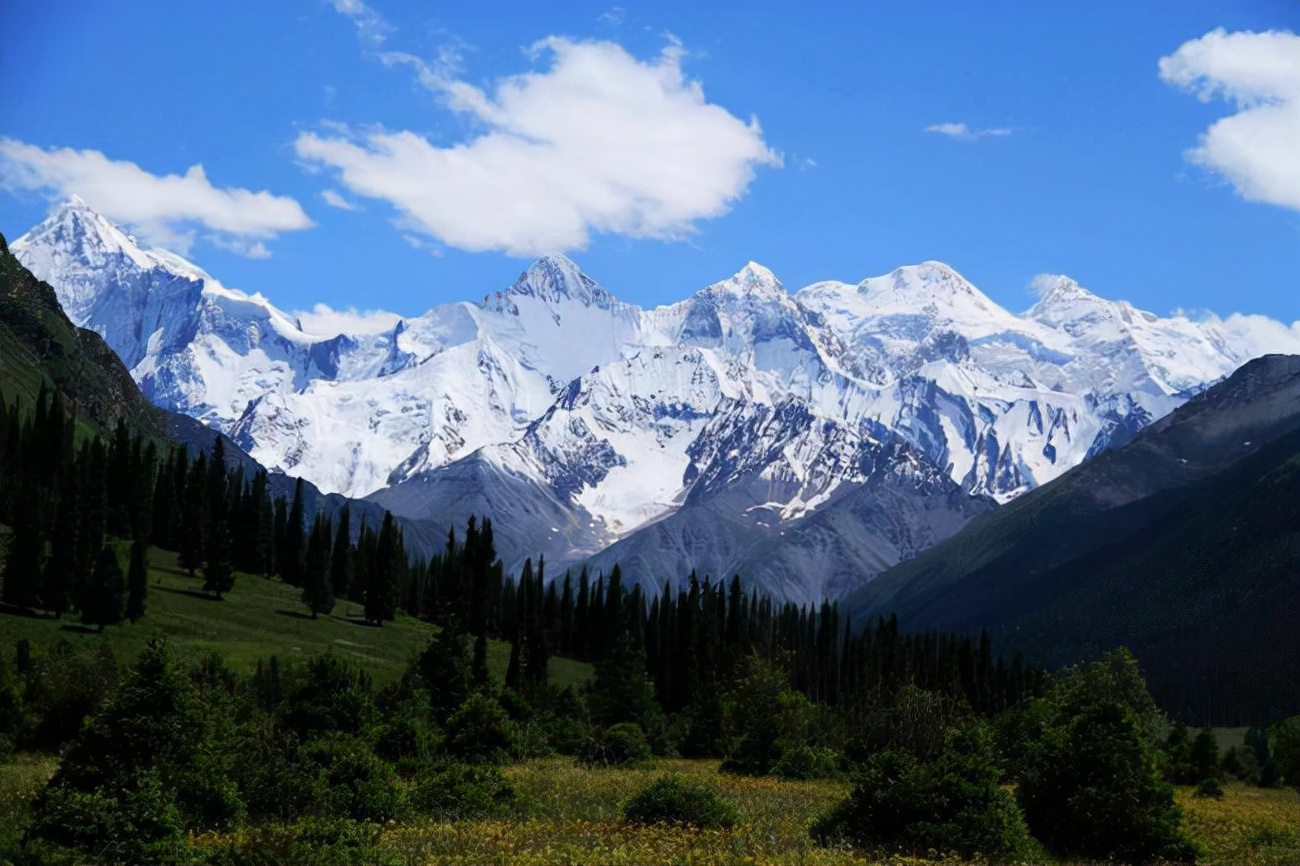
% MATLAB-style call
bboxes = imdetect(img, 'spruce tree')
[178,454,207,576]
[301,514,335,618]
[40,479,77,618]
[82,546,125,632]
[125,537,148,623]
[280,478,305,586]
[3,485,42,610]
[203,518,234,599]
[330,506,352,598]
[365,511,399,625]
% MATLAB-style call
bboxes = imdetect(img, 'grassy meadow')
[0,545,591,690]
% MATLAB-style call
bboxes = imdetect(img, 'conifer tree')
[365,511,399,625]
[203,518,234,599]
[178,454,207,576]
[125,537,148,623]
[280,478,305,586]
[82,546,124,632]
[330,506,352,598]
[3,483,42,610]
[301,513,335,619]
[40,478,77,618]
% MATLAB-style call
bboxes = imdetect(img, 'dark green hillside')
[0,232,166,438]
[848,354,1300,724]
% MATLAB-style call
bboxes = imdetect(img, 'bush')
[410,762,517,820]
[771,745,842,780]
[29,769,185,865]
[623,777,737,829]
[1016,651,1196,865]
[578,722,653,768]
[813,723,1035,861]
[300,736,407,823]
[444,693,520,764]
[1193,777,1225,799]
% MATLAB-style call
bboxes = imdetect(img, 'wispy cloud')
[1159,28,1300,213]
[295,37,781,256]
[320,188,358,210]
[925,122,1013,141]
[0,139,313,257]
[328,0,391,49]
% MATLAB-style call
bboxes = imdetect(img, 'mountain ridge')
[13,199,1300,592]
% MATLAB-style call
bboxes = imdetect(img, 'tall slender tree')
[125,537,148,623]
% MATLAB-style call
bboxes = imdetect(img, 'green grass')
[0,545,591,689]
[1214,727,1249,756]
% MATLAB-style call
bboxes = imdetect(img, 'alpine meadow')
[0,2,1297,864]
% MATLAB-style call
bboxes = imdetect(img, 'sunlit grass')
[0,545,591,689]
[1177,783,1300,866]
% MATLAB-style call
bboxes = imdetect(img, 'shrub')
[813,723,1035,861]
[1016,650,1196,865]
[300,736,407,822]
[444,693,519,764]
[771,745,842,780]
[410,762,517,820]
[623,777,737,829]
[1194,777,1225,799]
[1269,716,1300,789]
[578,722,653,768]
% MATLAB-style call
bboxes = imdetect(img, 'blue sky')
[1,0,1297,328]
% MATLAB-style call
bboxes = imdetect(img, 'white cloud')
[1159,28,1300,212]
[0,139,313,256]
[925,122,1013,141]
[295,37,780,256]
[294,302,401,337]
[320,188,358,210]
[329,0,391,48]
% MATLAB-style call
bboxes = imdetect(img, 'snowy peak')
[485,252,615,312]
[1026,274,1116,328]
[861,261,1003,316]
[13,197,208,284]
[703,261,787,302]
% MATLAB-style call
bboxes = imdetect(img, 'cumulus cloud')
[295,37,781,256]
[294,302,401,337]
[925,122,1012,141]
[1159,28,1300,212]
[320,188,358,210]
[0,139,313,256]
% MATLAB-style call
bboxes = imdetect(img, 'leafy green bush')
[813,722,1035,860]
[300,736,407,822]
[771,745,842,780]
[1015,650,1197,865]
[578,722,653,768]
[1194,777,1225,799]
[622,777,737,828]
[410,762,517,820]
[444,693,520,764]
[1269,715,1300,789]
[29,769,185,865]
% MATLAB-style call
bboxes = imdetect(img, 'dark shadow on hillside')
[156,585,221,601]
[58,623,100,634]
[0,603,57,618]
[337,615,383,628]
[275,609,314,621]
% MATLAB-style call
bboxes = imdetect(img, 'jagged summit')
[485,252,616,311]
[1025,274,1114,327]
[12,198,1300,599]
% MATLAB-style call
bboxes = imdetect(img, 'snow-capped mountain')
[13,199,1300,594]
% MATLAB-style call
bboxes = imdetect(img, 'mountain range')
[12,198,1300,598]
[846,353,1300,722]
